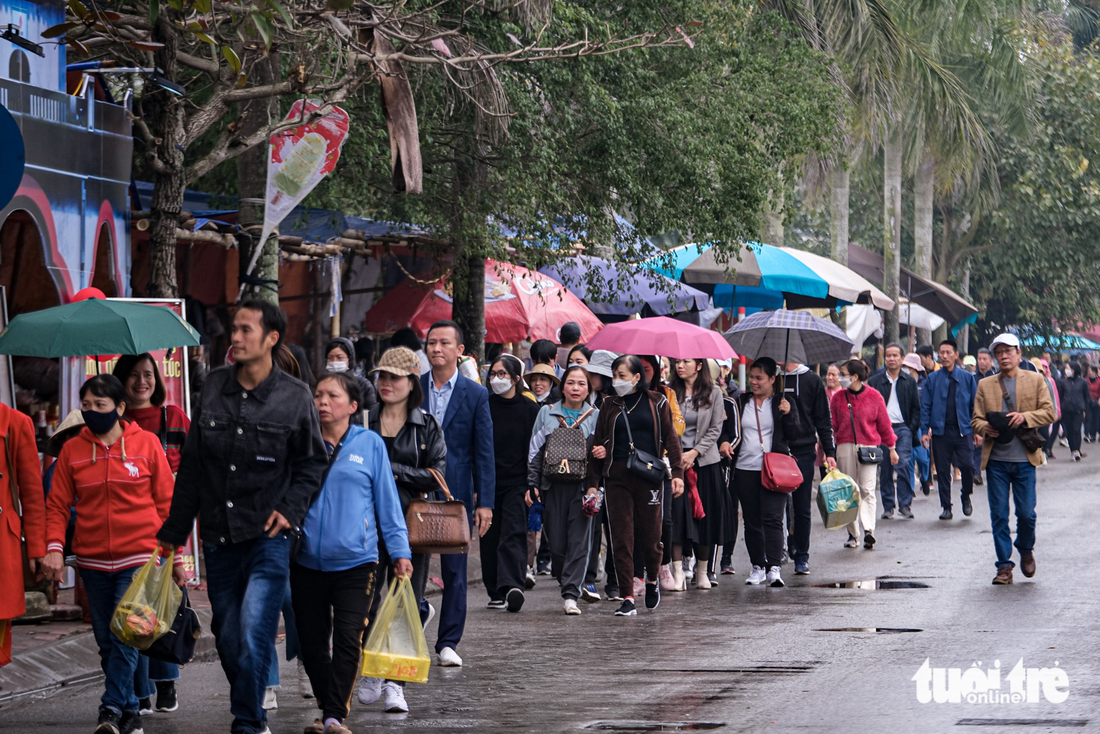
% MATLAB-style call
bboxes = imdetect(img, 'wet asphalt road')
[3,456,1098,734]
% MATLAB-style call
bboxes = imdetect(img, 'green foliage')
[306,2,840,274]
[970,38,1100,332]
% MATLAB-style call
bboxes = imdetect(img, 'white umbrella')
[780,247,895,310]
[898,299,945,332]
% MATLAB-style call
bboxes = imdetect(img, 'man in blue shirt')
[420,320,495,668]
[920,339,978,520]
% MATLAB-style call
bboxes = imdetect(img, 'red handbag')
[753,400,802,494]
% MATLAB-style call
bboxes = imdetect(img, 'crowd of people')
[0,301,1084,734]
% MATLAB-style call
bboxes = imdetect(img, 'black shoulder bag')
[998,375,1045,452]
[846,392,885,464]
[619,395,666,484]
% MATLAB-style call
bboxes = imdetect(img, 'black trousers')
[736,469,788,569]
[479,485,528,600]
[788,450,817,564]
[290,561,377,723]
[932,431,974,510]
[585,505,618,592]
[1063,411,1084,452]
[1087,401,1100,440]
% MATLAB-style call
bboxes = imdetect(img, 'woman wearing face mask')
[482,355,540,612]
[668,358,727,591]
[525,364,561,404]
[733,358,804,588]
[112,353,190,712]
[326,337,378,414]
[1057,361,1089,461]
[41,375,178,734]
[587,356,684,617]
[527,366,601,615]
[359,347,446,714]
[830,359,897,551]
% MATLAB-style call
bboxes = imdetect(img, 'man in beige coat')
[972,333,1057,585]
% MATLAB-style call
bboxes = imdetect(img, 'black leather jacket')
[367,405,447,510]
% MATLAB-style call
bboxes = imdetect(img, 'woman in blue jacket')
[292,372,412,734]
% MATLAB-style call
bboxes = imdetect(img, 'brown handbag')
[405,468,471,555]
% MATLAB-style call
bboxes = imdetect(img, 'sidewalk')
[0,549,484,705]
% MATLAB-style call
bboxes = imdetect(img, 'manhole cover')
[812,579,930,589]
[814,627,922,634]
[956,719,1088,727]
[585,723,726,731]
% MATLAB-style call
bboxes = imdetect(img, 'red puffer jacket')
[46,421,176,572]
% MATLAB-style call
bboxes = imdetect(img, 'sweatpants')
[604,463,664,599]
[479,484,529,600]
[290,562,377,723]
[585,505,617,591]
[542,483,593,600]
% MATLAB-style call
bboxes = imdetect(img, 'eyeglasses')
[488,371,511,379]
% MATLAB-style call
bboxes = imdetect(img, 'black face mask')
[82,408,120,435]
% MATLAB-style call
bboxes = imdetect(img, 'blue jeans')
[80,567,143,716]
[204,534,291,734]
[879,425,913,512]
[266,576,300,688]
[135,656,181,699]
[986,460,1037,569]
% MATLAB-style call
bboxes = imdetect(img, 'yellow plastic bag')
[817,469,861,529]
[361,577,431,684]
[110,552,182,651]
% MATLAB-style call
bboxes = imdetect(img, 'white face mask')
[327,360,349,373]
[1065,368,1074,378]
[490,377,513,395]
[613,379,636,397]
[535,391,550,403]
[839,377,853,389]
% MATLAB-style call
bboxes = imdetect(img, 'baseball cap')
[989,333,1021,350]
[963,355,977,367]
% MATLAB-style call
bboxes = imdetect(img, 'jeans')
[204,533,291,734]
[291,562,377,722]
[985,460,1036,569]
[80,566,143,716]
[134,657,180,700]
[931,431,974,510]
[436,530,469,654]
[265,577,300,688]
[788,450,816,563]
[879,425,913,512]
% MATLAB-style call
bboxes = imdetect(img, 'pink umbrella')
[585,316,737,360]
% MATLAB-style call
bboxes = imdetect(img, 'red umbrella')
[364,260,602,343]
[585,316,738,360]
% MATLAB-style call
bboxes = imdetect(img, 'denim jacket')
[920,366,977,437]
[158,364,327,547]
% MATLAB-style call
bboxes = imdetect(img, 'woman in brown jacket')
[587,355,684,617]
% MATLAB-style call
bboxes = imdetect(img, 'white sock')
[324,718,341,731]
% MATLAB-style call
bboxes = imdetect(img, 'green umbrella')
[0,299,200,357]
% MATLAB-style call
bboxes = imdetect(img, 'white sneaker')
[262,687,278,710]
[297,659,313,699]
[438,646,463,667]
[684,556,696,580]
[425,603,436,627]
[381,681,409,714]
[745,566,766,585]
[766,566,785,588]
[564,598,581,615]
[357,676,382,705]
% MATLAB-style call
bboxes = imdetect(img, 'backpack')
[541,408,595,482]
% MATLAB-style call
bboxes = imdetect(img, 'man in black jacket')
[868,343,921,519]
[159,301,327,734]
[781,363,835,575]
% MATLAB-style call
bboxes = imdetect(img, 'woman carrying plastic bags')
[293,371,413,734]
[41,375,179,734]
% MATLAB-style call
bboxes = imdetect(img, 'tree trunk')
[882,118,903,345]
[237,53,280,305]
[913,145,934,347]
[451,246,486,364]
[145,17,186,298]
[829,164,850,266]
[958,257,971,353]
[761,185,784,248]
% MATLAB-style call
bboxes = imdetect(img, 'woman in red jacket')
[0,402,46,668]
[830,359,897,551]
[42,375,177,734]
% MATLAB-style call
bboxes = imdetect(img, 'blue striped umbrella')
[724,309,854,365]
